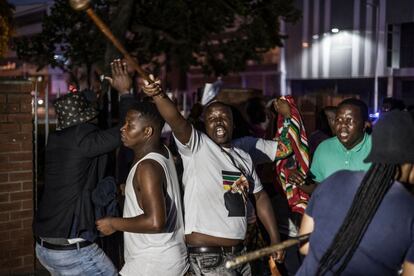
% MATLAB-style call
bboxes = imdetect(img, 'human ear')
[144,126,153,138]
[363,121,371,131]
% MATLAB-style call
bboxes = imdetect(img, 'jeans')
[188,249,251,276]
[36,243,117,276]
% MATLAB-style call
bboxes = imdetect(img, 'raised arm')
[141,76,192,144]
[96,160,167,234]
[78,59,134,158]
[105,59,135,123]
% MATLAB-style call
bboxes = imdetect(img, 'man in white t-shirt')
[95,101,188,275]
[143,76,283,276]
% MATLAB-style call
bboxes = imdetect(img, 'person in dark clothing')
[246,97,267,138]
[34,60,133,276]
[381,97,405,113]
[308,106,337,156]
[188,102,205,132]
[230,106,251,139]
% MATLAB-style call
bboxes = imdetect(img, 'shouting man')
[289,98,372,190]
[142,76,282,276]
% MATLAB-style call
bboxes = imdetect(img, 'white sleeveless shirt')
[120,149,188,276]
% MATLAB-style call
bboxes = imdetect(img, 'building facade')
[284,0,414,110]
[1,0,68,101]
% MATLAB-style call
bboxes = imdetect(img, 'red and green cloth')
[275,96,310,214]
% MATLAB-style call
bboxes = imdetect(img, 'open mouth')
[339,131,349,139]
[215,126,226,138]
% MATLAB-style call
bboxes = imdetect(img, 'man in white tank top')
[96,101,188,276]
[142,75,284,276]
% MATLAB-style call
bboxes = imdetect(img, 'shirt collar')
[338,133,369,153]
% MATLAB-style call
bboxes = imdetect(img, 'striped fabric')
[222,170,242,191]
[275,96,310,214]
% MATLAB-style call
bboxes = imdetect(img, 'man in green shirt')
[288,98,372,192]
[311,130,371,183]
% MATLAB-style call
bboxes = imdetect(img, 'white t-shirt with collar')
[174,128,263,240]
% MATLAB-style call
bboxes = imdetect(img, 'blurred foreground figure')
[298,110,414,275]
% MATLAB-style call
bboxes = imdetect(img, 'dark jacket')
[92,176,119,220]
[33,95,134,239]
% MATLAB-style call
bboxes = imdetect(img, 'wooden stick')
[225,233,311,270]
[69,0,152,82]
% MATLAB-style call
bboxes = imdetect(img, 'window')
[400,23,414,68]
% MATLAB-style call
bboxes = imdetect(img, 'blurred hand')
[288,170,306,186]
[271,250,285,264]
[274,98,291,118]
[96,217,116,236]
[232,175,249,203]
[120,183,126,196]
[142,74,162,97]
[105,59,132,94]
[233,175,249,192]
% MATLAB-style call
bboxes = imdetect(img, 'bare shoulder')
[134,159,164,186]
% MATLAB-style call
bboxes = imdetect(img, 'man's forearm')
[255,190,281,244]
[151,93,192,144]
[110,215,165,234]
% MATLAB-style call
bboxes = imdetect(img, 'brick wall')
[0,80,34,275]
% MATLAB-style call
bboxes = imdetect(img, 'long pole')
[69,0,152,83]
[225,233,311,269]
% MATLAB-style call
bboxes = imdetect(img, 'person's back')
[34,60,133,276]
[122,150,187,276]
[297,170,414,275]
[35,122,115,238]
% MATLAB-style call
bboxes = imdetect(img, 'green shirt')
[310,133,372,182]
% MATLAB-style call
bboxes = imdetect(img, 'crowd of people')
[33,59,414,276]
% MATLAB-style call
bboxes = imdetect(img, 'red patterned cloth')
[274,96,310,214]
